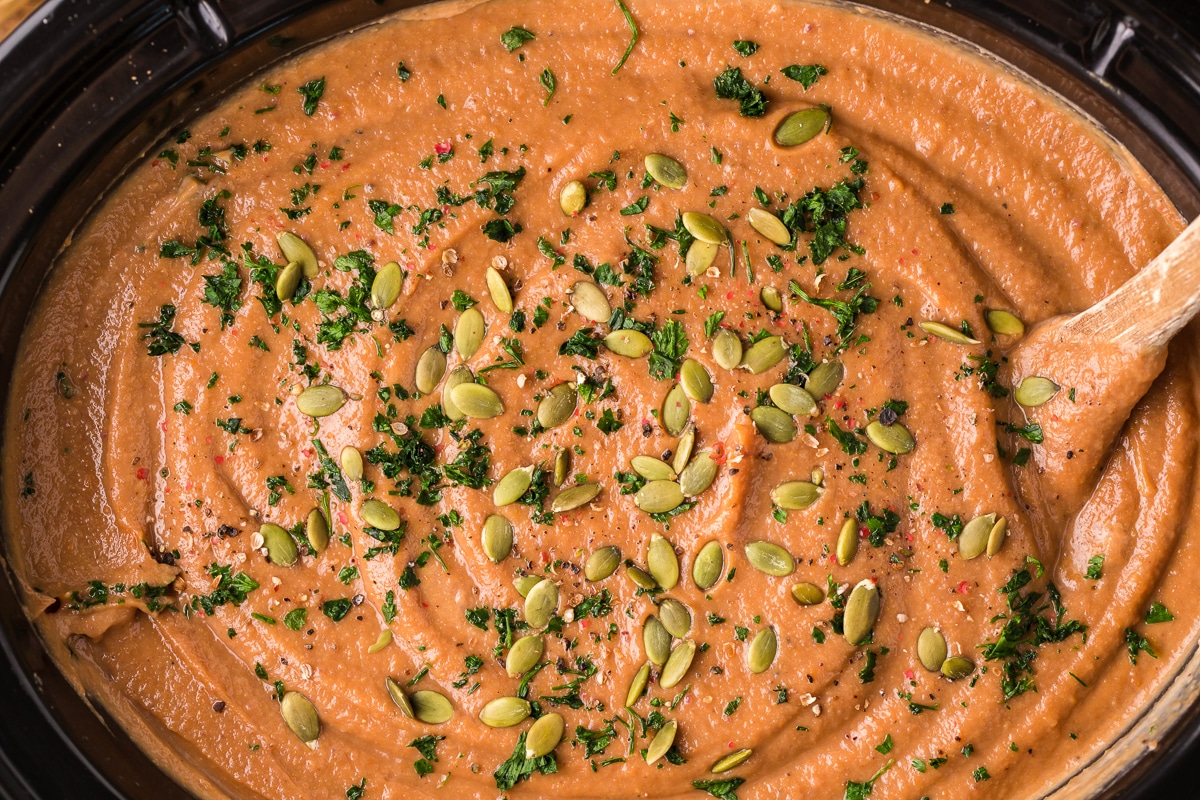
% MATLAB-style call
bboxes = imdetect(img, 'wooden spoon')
[1007,215,1200,534]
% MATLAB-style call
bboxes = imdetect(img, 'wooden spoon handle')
[1058,215,1200,349]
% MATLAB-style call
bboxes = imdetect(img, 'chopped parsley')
[297,77,326,115]
[780,63,828,89]
[714,66,767,117]
[732,40,759,57]
[500,26,536,52]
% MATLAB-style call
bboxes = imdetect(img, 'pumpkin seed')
[711,749,752,773]
[277,232,318,278]
[682,211,726,244]
[505,634,543,677]
[745,541,795,576]
[632,455,677,481]
[661,384,691,436]
[340,445,363,481]
[774,107,830,147]
[805,360,844,398]
[411,690,453,724]
[917,627,947,672]
[692,540,724,590]
[941,656,976,680]
[368,629,393,654]
[479,697,531,728]
[747,627,778,674]
[275,260,303,303]
[306,508,329,554]
[1015,376,1059,407]
[449,382,504,419]
[645,154,687,189]
[713,328,743,370]
[687,240,720,276]
[742,335,786,374]
[865,420,916,454]
[560,179,588,215]
[648,534,680,590]
[415,346,447,394]
[986,516,1008,558]
[769,383,816,416]
[679,450,718,497]
[986,309,1025,336]
[836,517,858,566]
[514,575,541,597]
[385,676,415,718]
[571,280,611,323]
[659,598,692,638]
[760,285,784,312]
[604,329,653,358]
[751,405,796,443]
[482,514,514,563]
[524,578,559,628]
[770,480,822,510]
[626,564,658,591]
[626,662,651,706]
[260,523,298,567]
[454,307,486,360]
[553,448,571,487]
[551,482,601,513]
[361,499,401,531]
[660,640,696,689]
[919,320,981,345]
[791,582,824,605]
[645,720,678,765]
[494,466,533,506]
[296,384,347,418]
[843,580,880,646]
[486,266,514,313]
[538,382,578,429]
[525,713,565,758]
[958,513,995,560]
[371,261,403,309]
[441,365,474,421]
[673,424,695,475]
[585,546,621,582]
[680,359,714,403]
[638,479,686,515]
[747,207,791,245]
[281,691,320,743]
[643,615,672,665]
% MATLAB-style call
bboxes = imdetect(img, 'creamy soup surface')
[3,1,1197,798]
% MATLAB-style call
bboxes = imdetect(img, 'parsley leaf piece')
[732,40,759,57]
[322,598,352,621]
[781,63,828,89]
[1146,601,1175,624]
[620,195,650,216]
[692,777,746,799]
[539,67,557,106]
[612,0,639,75]
[494,731,558,790]
[1125,627,1157,664]
[713,66,767,117]
[297,77,326,116]
[482,218,521,242]
[648,319,688,381]
[500,26,536,52]
[138,304,188,356]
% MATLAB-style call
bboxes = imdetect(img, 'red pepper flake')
[957,580,971,594]
[904,669,916,681]
[725,291,735,300]
[213,455,225,465]
[337,511,349,525]
[160,421,168,432]
[834,400,846,410]
[434,141,453,155]
[136,468,149,480]
[711,441,727,465]
[319,161,330,170]
[300,447,315,459]
[541,551,550,563]
[728,741,736,749]
[341,163,351,171]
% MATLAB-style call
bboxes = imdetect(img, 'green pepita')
[525,712,565,758]
[277,232,318,278]
[941,655,976,681]
[987,516,1007,558]
[632,455,676,481]
[791,582,824,605]
[441,364,474,422]
[361,499,401,531]
[919,320,981,345]
[626,564,658,591]
[745,541,795,577]
[1015,376,1059,407]
[742,335,786,374]
[524,578,559,629]
[368,629,393,654]
[769,383,816,416]
[661,384,691,436]
[514,575,541,597]
[479,697,531,728]
[751,405,796,443]
[454,307,486,360]
[679,359,714,403]
[553,448,571,487]
[713,328,743,371]
[836,517,858,566]
[537,382,578,429]
[673,423,695,475]
[411,690,453,724]
[747,627,778,674]
[843,580,880,646]
[682,211,726,244]
[486,266,514,313]
[659,598,692,638]
[449,382,504,419]
[260,523,299,567]
[958,513,995,560]
[585,546,621,582]
[415,346,447,395]
[774,107,830,147]
[306,508,329,554]
[805,360,844,398]
[481,514,514,563]
[648,533,680,590]
[986,309,1025,336]
[551,482,601,513]
[281,691,320,743]
[643,615,672,665]
[506,634,543,677]
[770,480,822,510]
[645,154,688,189]
[865,420,916,455]
[604,329,653,358]
[760,285,784,312]
[371,261,403,309]
[687,240,720,276]
[692,540,724,591]
[645,720,677,765]
[711,749,752,773]
[917,627,948,672]
[660,640,696,689]
[747,207,791,245]
[571,280,611,323]
[340,445,364,481]
[679,450,718,497]
[275,260,302,303]
[494,466,533,506]
[560,179,588,216]
[385,676,415,718]
[626,662,651,707]
[296,384,347,418]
